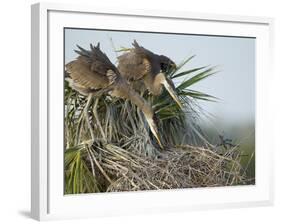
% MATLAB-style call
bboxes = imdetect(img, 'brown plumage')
[65,43,163,148]
[117,40,182,108]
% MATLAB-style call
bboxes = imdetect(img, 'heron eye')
[160,63,168,72]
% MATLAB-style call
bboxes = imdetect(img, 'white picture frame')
[31,2,274,221]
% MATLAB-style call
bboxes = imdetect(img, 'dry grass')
[89,143,251,192]
[65,139,253,194]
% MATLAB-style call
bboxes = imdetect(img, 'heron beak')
[162,77,183,109]
[145,116,164,149]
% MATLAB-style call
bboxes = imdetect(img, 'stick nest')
[83,142,252,193]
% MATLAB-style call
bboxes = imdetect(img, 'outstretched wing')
[117,40,157,81]
[117,52,152,81]
[65,43,119,91]
[131,40,155,59]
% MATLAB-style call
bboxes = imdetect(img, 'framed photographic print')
[31,2,274,221]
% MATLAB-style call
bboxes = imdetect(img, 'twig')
[88,147,113,184]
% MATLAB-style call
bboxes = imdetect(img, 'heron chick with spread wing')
[117,40,182,109]
[65,43,163,148]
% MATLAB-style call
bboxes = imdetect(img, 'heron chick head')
[159,55,177,73]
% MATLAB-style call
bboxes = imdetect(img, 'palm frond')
[179,89,219,102]
[65,144,100,194]
[115,47,132,52]
[177,67,216,90]
[171,66,207,79]
[168,54,196,77]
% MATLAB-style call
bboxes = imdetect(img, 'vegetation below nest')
[64,56,254,194]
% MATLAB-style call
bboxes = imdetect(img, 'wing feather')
[117,51,152,80]
[117,40,163,81]
[65,43,119,92]
[65,58,109,90]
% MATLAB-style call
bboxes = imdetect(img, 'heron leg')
[93,98,106,141]
[84,93,95,140]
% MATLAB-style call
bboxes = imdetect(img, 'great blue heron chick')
[65,43,163,148]
[117,40,183,109]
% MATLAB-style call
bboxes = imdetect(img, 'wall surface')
[0,0,279,223]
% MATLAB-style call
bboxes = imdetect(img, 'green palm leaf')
[177,67,216,90]
[171,66,207,79]
[179,89,219,102]
[168,55,196,77]
[65,145,100,194]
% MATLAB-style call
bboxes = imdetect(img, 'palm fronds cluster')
[64,56,252,194]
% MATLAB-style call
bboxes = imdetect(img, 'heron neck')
[126,87,154,117]
[143,72,165,96]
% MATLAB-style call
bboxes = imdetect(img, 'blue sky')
[65,28,255,125]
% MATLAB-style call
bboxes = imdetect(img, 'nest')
[83,142,252,193]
